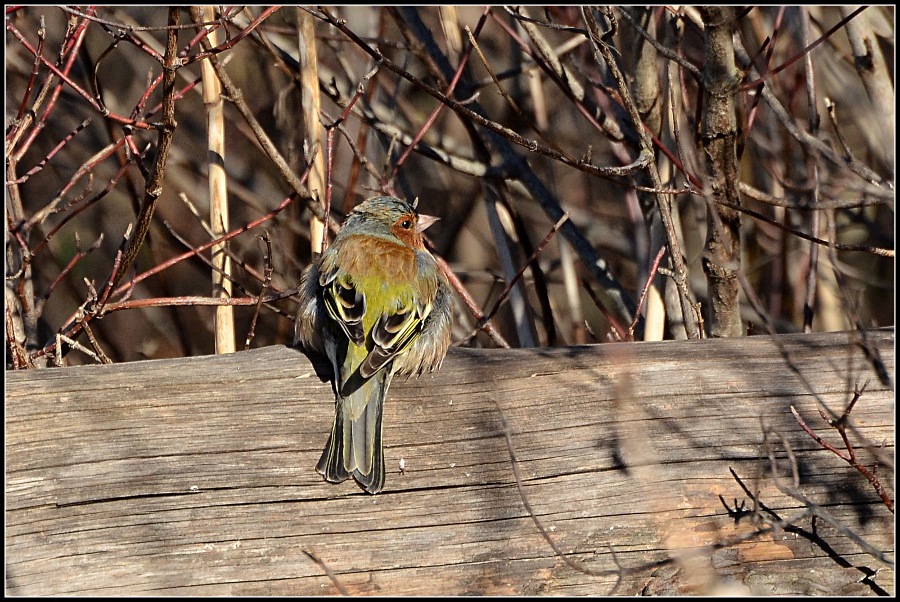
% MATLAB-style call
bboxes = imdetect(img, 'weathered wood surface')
[6,328,895,595]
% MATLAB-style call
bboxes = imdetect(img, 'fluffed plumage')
[295,195,453,493]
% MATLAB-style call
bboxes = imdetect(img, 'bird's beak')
[417,214,440,232]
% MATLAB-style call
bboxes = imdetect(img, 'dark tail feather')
[316,372,389,494]
[316,402,351,484]
[350,392,385,494]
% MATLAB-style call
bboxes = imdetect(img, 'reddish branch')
[791,384,894,513]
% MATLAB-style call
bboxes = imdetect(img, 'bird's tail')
[316,369,391,494]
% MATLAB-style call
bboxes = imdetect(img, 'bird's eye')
[401,219,412,230]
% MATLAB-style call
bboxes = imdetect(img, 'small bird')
[295,195,453,494]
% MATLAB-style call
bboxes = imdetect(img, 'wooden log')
[5,329,894,595]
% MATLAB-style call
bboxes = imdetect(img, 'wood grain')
[6,329,894,595]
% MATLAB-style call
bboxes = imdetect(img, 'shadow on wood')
[5,329,895,595]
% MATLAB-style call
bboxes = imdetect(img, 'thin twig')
[480,212,569,327]
[109,7,180,293]
[791,389,894,512]
[760,421,893,564]
[244,232,275,351]
[302,548,350,596]
[629,245,667,340]
[490,379,609,578]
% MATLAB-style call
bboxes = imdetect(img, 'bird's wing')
[359,297,433,379]
[321,269,366,346]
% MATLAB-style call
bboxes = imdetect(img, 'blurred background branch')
[5,6,894,367]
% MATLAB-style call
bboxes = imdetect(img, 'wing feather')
[359,298,433,378]
[321,270,366,346]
